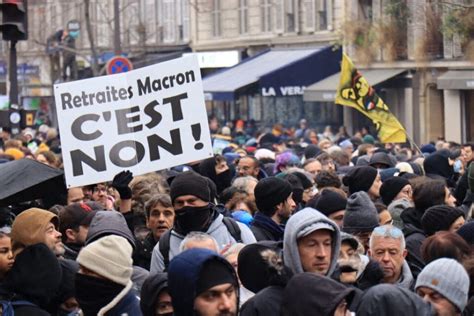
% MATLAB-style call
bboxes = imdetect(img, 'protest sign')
[54,55,213,187]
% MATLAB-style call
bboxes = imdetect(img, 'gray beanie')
[342,191,379,234]
[387,198,411,230]
[415,258,469,312]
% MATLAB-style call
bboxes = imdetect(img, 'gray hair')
[221,243,246,259]
[232,176,258,193]
[179,231,219,253]
[369,225,406,251]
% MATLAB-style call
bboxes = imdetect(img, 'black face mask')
[75,273,124,316]
[174,204,213,235]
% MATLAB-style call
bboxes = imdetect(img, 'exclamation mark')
[192,123,204,150]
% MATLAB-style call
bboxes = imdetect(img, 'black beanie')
[304,145,321,159]
[196,258,237,296]
[421,205,465,236]
[169,171,211,204]
[283,173,304,205]
[342,166,378,194]
[307,190,347,217]
[255,177,292,212]
[379,177,410,206]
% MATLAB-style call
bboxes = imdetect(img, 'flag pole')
[405,132,422,155]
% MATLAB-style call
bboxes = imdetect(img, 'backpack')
[0,299,37,316]
[159,217,242,269]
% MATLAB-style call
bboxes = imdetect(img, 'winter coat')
[140,273,168,316]
[250,212,284,242]
[240,286,284,316]
[133,232,157,270]
[150,212,256,273]
[401,207,426,278]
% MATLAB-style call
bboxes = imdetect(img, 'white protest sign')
[54,55,213,188]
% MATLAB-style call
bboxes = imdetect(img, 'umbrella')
[0,158,67,207]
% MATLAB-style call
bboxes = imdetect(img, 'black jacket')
[240,286,284,316]
[401,207,426,278]
[134,232,157,270]
[140,273,168,316]
[250,212,284,242]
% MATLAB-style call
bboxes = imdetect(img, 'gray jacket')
[150,213,256,273]
[283,207,340,276]
[398,260,414,290]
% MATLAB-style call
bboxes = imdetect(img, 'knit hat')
[11,208,58,252]
[342,166,378,194]
[303,145,321,160]
[379,168,400,182]
[421,205,465,236]
[85,211,136,249]
[196,258,237,295]
[308,189,347,217]
[77,235,133,286]
[254,177,292,212]
[343,191,379,234]
[415,258,469,312]
[380,177,410,206]
[420,144,436,154]
[169,171,210,204]
[457,221,474,245]
[387,198,411,230]
[362,135,375,144]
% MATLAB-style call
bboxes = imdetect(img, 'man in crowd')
[415,258,470,316]
[236,156,262,179]
[251,177,295,241]
[368,225,414,289]
[134,194,175,270]
[168,248,239,316]
[11,207,65,257]
[343,165,382,201]
[283,207,340,276]
[150,171,256,273]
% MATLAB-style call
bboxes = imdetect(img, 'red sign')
[106,56,133,75]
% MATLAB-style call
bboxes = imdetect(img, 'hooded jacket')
[283,207,340,275]
[150,212,256,273]
[281,273,357,316]
[401,207,426,278]
[355,284,435,316]
[140,273,168,316]
[167,248,239,316]
[1,243,62,315]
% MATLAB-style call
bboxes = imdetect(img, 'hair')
[236,155,259,168]
[144,194,172,218]
[232,176,258,194]
[316,152,332,164]
[357,143,375,156]
[330,150,351,167]
[315,171,341,189]
[37,150,59,167]
[369,225,406,251]
[221,243,246,259]
[421,231,472,265]
[462,142,474,151]
[413,179,446,212]
[179,232,219,253]
[374,202,387,214]
[303,158,320,168]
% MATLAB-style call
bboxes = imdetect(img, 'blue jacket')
[168,249,238,316]
[97,281,142,316]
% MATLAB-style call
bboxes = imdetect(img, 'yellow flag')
[335,54,406,143]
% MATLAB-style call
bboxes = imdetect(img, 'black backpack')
[159,217,242,269]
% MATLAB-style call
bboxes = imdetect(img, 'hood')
[423,153,453,180]
[400,207,423,230]
[5,243,62,307]
[281,273,356,316]
[283,207,340,276]
[398,260,414,289]
[355,284,435,316]
[140,273,168,316]
[85,211,136,249]
[168,248,238,316]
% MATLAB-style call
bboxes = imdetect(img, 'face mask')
[453,160,462,173]
[174,204,213,235]
[75,273,124,316]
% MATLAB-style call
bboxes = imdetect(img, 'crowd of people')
[0,118,472,316]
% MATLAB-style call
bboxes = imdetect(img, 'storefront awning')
[437,70,474,90]
[303,69,406,102]
[203,46,341,101]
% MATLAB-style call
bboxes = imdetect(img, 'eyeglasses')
[372,225,403,238]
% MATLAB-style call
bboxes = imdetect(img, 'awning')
[203,46,341,100]
[303,69,406,102]
[437,70,474,90]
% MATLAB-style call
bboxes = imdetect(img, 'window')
[304,0,315,29]
[179,0,190,41]
[145,0,157,44]
[286,0,296,32]
[261,0,272,32]
[162,0,176,43]
[317,0,327,30]
[212,0,221,37]
[239,0,249,34]
[275,0,284,33]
